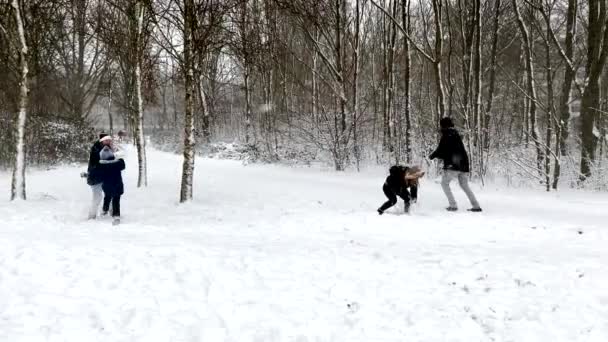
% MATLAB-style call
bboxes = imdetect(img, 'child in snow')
[378,165,424,215]
[98,145,125,224]
[429,117,482,212]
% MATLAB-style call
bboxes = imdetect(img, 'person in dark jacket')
[377,165,418,215]
[429,117,482,212]
[98,145,125,224]
[86,133,111,219]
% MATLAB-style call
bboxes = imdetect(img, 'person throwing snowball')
[429,117,482,212]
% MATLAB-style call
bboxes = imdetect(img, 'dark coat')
[385,165,410,192]
[86,141,104,185]
[429,128,470,172]
[98,159,125,196]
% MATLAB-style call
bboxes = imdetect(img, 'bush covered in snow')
[148,129,319,166]
[0,116,92,168]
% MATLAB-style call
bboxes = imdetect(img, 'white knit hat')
[99,146,115,161]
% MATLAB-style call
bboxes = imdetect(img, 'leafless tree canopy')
[2,0,608,198]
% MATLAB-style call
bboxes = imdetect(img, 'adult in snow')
[377,165,423,215]
[429,117,482,212]
[86,133,112,219]
[98,145,125,225]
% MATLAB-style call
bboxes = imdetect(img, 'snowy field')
[1,147,608,341]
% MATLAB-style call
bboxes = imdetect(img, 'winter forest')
[1,0,608,341]
[1,0,608,200]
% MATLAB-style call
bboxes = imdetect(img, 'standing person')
[377,165,420,215]
[98,145,125,225]
[86,133,111,219]
[429,117,482,212]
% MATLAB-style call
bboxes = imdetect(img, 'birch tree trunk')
[197,62,211,144]
[556,0,577,157]
[133,1,147,188]
[180,0,196,202]
[544,26,554,191]
[10,0,28,201]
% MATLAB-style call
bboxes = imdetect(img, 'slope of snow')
[1,147,607,341]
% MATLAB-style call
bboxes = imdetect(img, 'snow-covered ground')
[1,147,607,341]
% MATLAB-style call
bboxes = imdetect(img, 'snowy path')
[1,148,607,341]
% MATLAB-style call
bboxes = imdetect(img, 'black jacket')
[385,165,410,192]
[429,128,470,172]
[86,141,103,185]
[99,159,125,196]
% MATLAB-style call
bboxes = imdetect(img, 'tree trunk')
[432,0,447,118]
[108,84,114,135]
[353,0,361,171]
[10,0,29,201]
[512,0,543,175]
[335,0,347,171]
[579,0,608,181]
[197,66,211,144]
[580,81,602,179]
[484,0,501,150]
[473,0,482,176]
[171,62,178,127]
[180,0,196,202]
[544,28,554,191]
[552,0,577,189]
[402,0,412,163]
[244,67,252,144]
[384,0,398,162]
[557,0,577,157]
[311,32,318,123]
[133,1,147,188]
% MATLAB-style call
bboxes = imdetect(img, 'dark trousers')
[379,183,418,212]
[102,195,121,217]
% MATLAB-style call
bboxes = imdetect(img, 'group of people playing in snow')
[83,116,480,222]
[378,116,482,215]
[84,133,125,225]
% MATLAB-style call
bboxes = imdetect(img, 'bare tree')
[484,0,501,151]
[401,0,412,163]
[512,0,543,174]
[0,0,29,200]
[98,0,152,188]
[51,0,108,122]
[579,0,608,180]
